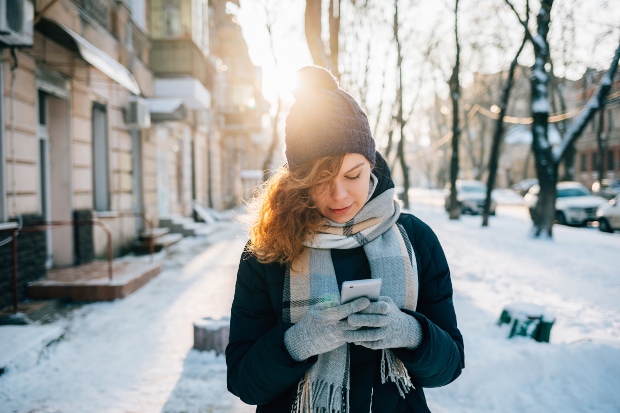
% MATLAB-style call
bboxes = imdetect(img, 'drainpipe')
[0,48,7,222]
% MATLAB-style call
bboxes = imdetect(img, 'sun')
[262,65,299,104]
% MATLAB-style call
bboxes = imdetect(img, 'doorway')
[39,91,74,267]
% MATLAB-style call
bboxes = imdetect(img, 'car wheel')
[599,218,613,233]
[555,211,567,226]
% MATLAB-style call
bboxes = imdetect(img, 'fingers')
[336,320,359,331]
[343,327,388,342]
[322,297,370,321]
[347,313,389,328]
[358,301,389,315]
[378,296,395,305]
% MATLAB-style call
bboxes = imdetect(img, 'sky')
[235,0,620,111]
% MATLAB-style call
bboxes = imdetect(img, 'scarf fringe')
[293,371,350,413]
[381,349,414,398]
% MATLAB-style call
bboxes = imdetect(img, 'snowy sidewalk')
[1,203,619,413]
[0,223,253,413]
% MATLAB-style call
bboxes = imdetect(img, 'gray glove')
[345,296,423,350]
[284,297,370,361]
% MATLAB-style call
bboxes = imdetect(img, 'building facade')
[0,0,268,309]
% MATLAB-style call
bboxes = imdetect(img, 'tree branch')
[553,41,620,163]
[504,0,534,44]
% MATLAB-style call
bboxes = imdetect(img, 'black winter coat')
[226,212,464,413]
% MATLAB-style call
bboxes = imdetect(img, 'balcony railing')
[151,38,215,91]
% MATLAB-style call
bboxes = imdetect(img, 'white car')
[445,180,497,215]
[596,194,620,233]
[524,181,608,226]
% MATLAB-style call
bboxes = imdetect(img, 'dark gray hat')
[284,66,376,169]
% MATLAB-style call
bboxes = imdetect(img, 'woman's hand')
[284,297,370,361]
[346,296,423,350]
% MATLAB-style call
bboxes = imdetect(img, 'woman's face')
[312,153,372,223]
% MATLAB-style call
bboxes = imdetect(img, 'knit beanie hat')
[284,66,376,169]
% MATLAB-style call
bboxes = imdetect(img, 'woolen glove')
[284,297,371,361]
[346,296,423,350]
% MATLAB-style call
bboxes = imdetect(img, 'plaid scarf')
[283,181,419,413]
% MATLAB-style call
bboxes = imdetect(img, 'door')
[131,130,143,230]
[92,104,110,212]
[37,90,52,269]
[47,95,73,267]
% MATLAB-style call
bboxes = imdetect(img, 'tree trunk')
[528,0,555,238]
[262,97,282,176]
[448,0,461,220]
[392,0,410,208]
[483,36,527,227]
[328,0,340,77]
[305,0,331,69]
[596,110,607,185]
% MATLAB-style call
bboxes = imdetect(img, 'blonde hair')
[247,154,346,265]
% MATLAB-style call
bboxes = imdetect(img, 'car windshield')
[557,187,589,197]
[460,185,486,193]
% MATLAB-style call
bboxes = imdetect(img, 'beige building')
[0,0,268,309]
[574,69,620,188]
[0,0,154,266]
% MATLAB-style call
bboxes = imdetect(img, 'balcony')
[221,110,262,133]
[151,38,216,91]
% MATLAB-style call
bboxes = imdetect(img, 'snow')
[195,316,230,331]
[532,96,549,114]
[504,124,561,145]
[1,198,620,412]
[0,325,64,374]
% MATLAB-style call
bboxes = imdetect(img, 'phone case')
[340,279,382,304]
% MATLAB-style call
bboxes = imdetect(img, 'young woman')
[226,66,464,413]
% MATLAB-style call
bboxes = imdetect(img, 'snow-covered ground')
[1,191,619,413]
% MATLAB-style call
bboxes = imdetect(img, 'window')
[581,153,587,172]
[592,152,598,171]
[92,104,110,211]
[164,0,181,38]
[38,90,47,126]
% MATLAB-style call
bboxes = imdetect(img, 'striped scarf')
[283,181,419,413]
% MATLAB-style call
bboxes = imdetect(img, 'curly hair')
[247,154,346,265]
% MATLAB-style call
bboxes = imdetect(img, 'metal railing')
[1,212,158,315]
[116,211,155,262]
[0,219,112,315]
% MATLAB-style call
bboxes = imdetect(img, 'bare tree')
[305,0,340,76]
[258,0,285,176]
[482,33,528,227]
[595,109,607,186]
[506,0,620,237]
[448,0,461,220]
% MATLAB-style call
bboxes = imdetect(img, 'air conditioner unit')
[125,96,151,129]
[0,0,34,47]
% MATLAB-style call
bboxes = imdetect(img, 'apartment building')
[0,0,268,309]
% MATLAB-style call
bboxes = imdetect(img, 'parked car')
[444,180,497,215]
[512,178,539,197]
[596,194,620,233]
[591,179,620,200]
[524,181,608,226]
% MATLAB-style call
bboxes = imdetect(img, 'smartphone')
[340,279,382,305]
